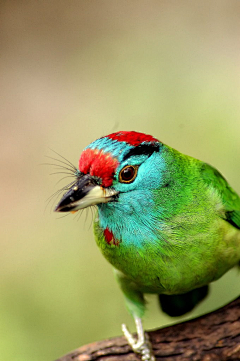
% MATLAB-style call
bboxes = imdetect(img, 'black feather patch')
[123,143,161,161]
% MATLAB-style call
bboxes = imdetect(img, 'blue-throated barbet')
[55,131,240,361]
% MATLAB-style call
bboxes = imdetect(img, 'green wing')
[159,162,240,317]
[201,163,240,230]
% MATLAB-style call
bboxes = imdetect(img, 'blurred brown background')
[1,1,240,360]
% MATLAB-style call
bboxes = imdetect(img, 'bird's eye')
[119,165,138,183]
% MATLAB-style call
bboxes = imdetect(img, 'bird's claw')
[122,323,155,361]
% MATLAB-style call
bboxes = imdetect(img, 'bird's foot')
[122,317,155,361]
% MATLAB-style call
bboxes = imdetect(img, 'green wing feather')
[201,163,240,230]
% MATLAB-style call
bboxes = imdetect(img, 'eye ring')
[119,165,138,183]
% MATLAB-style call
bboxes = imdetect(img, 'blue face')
[87,138,167,245]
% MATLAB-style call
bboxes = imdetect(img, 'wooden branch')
[55,296,240,361]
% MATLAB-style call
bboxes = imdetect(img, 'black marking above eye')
[119,165,138,183]
[122,143,161,161]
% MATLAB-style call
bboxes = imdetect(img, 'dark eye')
[119,165,138,183]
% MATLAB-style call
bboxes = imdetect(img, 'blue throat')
[97,189,161,245]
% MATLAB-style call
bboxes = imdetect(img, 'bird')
[54,131,240,361]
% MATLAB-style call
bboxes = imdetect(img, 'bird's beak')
[54,174,118,212]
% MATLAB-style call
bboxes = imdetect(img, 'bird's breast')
[94,212,240,295]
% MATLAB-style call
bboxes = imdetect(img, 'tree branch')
[55,296,240,361]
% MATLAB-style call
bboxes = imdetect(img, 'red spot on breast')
[107,131,159,146]
[79,148,119,187]
[104,228,119,246]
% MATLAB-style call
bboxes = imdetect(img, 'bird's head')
[55,131,163,213]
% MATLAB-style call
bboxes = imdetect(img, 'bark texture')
[55,297,240,361]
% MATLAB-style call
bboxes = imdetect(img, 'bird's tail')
[158,285,209,317]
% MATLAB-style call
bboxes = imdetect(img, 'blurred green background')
[1,1,240,360]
